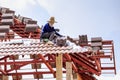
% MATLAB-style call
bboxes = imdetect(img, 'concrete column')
[56,53,63,80]
[66,62,73,80]
[2,75,8,80]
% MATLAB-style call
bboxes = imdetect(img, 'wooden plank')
[66,62,73,80]
[77,74,82,80]
[2,75,8,80]
[56,53,63,80]
[73,73,82,80]
[73,73,77,80]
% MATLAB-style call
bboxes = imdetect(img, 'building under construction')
[0,7,116,80]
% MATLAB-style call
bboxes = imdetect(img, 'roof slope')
[0,7,116,80]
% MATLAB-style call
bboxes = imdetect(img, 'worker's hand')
[61,36,67,39]
[55,28,60,32]
[60,35,64,37]
[62,35,66,37]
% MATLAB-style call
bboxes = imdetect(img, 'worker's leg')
[49,32,56,41]
[40,33,51,42]
[41,33,50,39]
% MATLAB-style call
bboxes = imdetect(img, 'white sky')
[0,0,120,80]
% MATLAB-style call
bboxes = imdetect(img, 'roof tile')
[0,41,78,56]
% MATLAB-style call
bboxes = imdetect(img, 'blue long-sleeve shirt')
[42,23,62,37]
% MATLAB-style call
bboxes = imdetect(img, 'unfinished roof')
[0,7,117,80]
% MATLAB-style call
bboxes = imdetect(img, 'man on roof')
[40,17,63,42]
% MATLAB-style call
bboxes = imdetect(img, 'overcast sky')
[0,0,120,80]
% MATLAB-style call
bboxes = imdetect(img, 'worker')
[40,17,63,42]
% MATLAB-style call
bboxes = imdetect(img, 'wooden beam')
[66,61,73,80]
[73,73,82,80]
[2,75,8,80]
[77,74,83,80]
[56,53,63,80]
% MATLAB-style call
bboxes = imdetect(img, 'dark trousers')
[40,31,56,41]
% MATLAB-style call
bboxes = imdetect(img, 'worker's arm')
[55,31,63,37]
